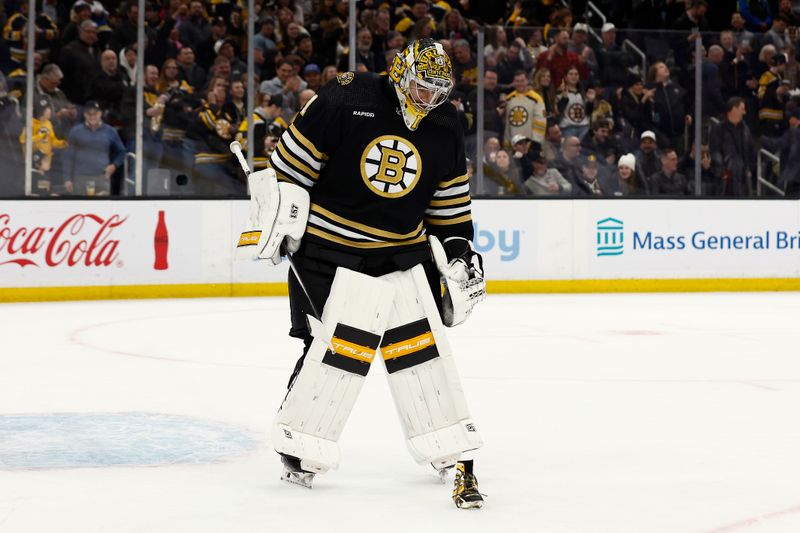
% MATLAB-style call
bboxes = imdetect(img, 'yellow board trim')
[2,278,800,303]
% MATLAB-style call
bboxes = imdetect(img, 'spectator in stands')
[696,45,726,121]
[620,76,655,139]
[557,66,593,140]
[779,0,800,26]
[647,61,690,152]
[730,12,756,45]
[196,17,228,71]
[88,49,130,127]
[120,64,164,183]
[452,39,478,92]
[758,53,789,137]
[635,130,662,185]
[437,8,470,43]
[395,1,433,38]
[532,67,556,117]
[756,43,777,79]
[108,2,137,53]
[650,148,690,195]
[223,79,247,128]
[496,37,534,86]
[260,58,306,118]
[370,9,393,60]
[58,19,99,105]
[542,119,563,163]
[576,153,614,196]
[504,70,546,147]
[568,23,598,82]
[710,96,756,196]
[738,0,773,32]
[762,108,800,196]
[553,135,583,187]
[302,64,322,92]
[61,3,92,48]
[320,65,338,86]
[680,143,717,195]
[2,2,59,69]
[19,99,67,195]
[595,23,634,89]
[180,1,211,49]
[157,58,195,183]
[176,47,206,92]
[34,64,77,139]
[536,30,588,88]
[216,39,247,79]
[63,100,126,196]
[525,151,572,196]
[338,27,381,72]
[483,25,507,58]
[609,153,648,196]
[255,17,278,58]
[581,118,619,165]
[485,147,523,196]
[468,68,504,143]
[762,13,792,52]
[526,28,549,64]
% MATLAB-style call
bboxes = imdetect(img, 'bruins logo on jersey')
[509,106,529,127]
[337,72,354,85]
[360,135,422,198]
[567,102,586,122]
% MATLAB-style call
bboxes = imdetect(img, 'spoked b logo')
[360,135,422,198]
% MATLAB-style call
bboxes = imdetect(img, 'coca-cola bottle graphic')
[154,210,169,270]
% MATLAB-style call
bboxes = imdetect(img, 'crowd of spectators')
[0,0,799,198]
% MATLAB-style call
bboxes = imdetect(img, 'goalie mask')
[389,39,454,131]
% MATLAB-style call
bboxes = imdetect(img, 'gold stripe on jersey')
[429,194,471,207]
[306,226,428,249]
[270,150,316,188]
[438,172,469,189]
[424,213,472,226]
[275,142,319,180]
[311,204,424,240]
[289,124,328,161]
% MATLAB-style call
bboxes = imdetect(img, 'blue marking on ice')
[0,412,260,470]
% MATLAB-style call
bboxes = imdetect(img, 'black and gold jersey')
[269,72,472,256]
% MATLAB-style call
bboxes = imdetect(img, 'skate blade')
[455,498,484,509]
[281,469,314,489]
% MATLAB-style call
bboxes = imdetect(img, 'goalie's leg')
[378,263,483,471]
[273,265,395,482]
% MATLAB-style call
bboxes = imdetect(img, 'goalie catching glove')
[235,168,310,264]
[429,235,486,327]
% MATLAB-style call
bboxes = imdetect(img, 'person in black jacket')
[709,97,756,197]
[761,108,800,196]
[57,20,100,105]
[646,61,690,153]
[650,148,690,195]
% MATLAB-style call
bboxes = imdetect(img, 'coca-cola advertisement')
[0,201,288,296]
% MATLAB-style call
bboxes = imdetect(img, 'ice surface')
[1,292,799,533]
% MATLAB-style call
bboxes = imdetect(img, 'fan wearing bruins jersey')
[257,39,486,508]
[504,70,546,147]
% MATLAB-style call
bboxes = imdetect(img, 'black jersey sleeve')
[423,120,474,242]
[268,85,341,189]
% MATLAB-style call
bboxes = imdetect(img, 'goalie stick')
[230,141,321,320]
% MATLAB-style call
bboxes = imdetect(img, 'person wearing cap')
[302,64,322,92]
[524,150,573,196]
[61,3,93,48]
[574,154,610,196]
[568,22,598,80]
[62,100,126,196]
[634,130,661,186]
[504,70,546,148]
[758,52,789,137]
[596,22,635,88]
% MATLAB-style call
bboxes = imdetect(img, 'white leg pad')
[379,265,483,469]
[273,267,395,474]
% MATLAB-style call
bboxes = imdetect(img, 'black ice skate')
[452,460,484,509]
[280,454,315,489]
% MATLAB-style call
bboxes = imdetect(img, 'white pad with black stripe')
[273,267,395,475]
[379,265,483,469]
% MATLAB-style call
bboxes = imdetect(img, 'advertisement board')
[1,199,799,301]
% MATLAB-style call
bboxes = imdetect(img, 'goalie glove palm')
[429,235,486,327]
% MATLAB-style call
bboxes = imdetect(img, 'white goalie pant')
[272,264,482,475]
